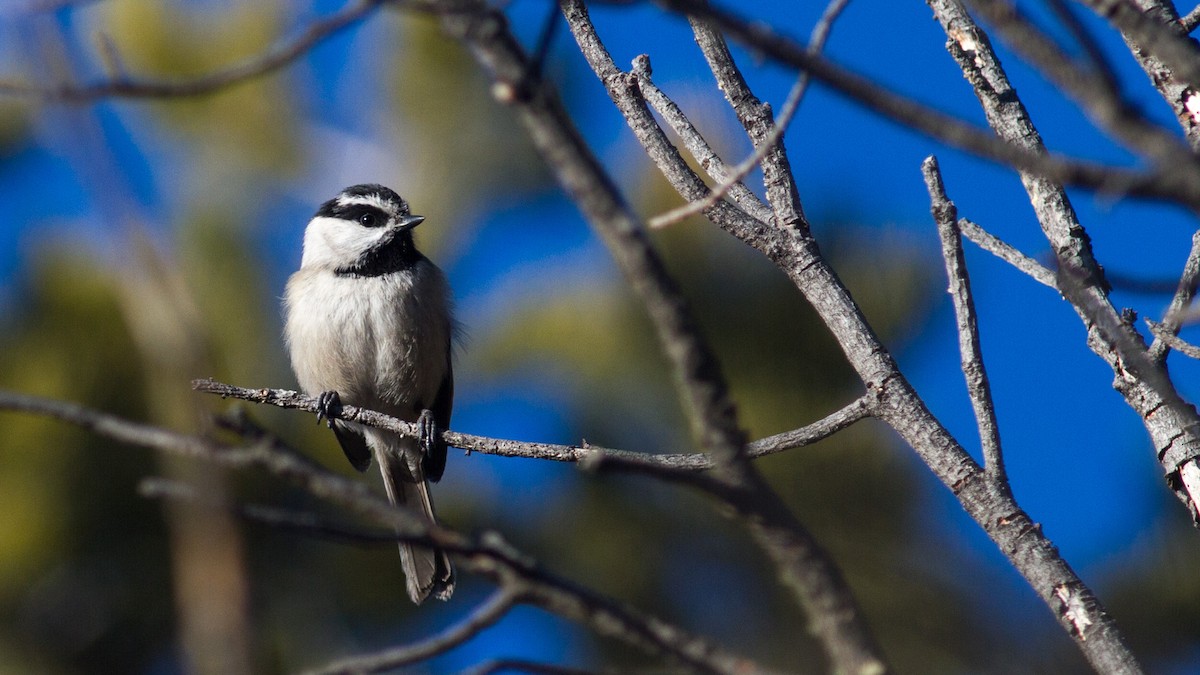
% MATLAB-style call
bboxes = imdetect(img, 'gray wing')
[423,357,453,482]
[332,420,372,472]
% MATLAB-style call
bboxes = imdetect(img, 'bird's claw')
[316,390,342,428]
[417,408,438,460]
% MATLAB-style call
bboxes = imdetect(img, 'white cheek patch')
[301,216,389,269]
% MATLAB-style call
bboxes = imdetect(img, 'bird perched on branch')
[283,184,455,604]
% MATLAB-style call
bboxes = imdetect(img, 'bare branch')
[191,379,871,473]
[688,4,806,231]
[1055,264,1200,525]
[1075,0,1200,92]
[1183,5,1200,33]
[958,219,1057,289]
[930,0,1200,530]
[1081,0,1200,149]
[649,0,1200,207]
[556,3,891,670]
[0,0,384,101]
[1146,319,1200,359]
[563,2,1146,669]
[963,0,1200,177]
[746,394,874,456]
[649,0,851,229]
[635,70,775,227]
[1149,230,1200,362]
[0,389,768,675]
[924,156,1007,483]
[613,56,780,248]
[560,2,1140,669]
[305,589,520,675]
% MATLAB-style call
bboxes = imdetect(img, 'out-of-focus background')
[1,1,1198,673]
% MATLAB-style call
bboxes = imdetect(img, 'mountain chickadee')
[284,184,455,604]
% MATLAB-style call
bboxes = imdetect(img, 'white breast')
[283,261,451,421]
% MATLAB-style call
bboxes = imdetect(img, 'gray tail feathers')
[377,452,455,604]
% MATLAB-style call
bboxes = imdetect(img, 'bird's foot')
[315,390,343,428]
[417,408,439,460]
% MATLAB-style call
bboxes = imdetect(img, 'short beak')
[396,214,425,231]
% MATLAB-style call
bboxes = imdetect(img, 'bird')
[283,184,455,604]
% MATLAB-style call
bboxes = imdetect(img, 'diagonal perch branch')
[191,378,872,474]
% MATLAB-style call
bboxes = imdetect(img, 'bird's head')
[300,184,426,273]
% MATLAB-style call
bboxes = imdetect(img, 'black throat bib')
[334,231,422,278]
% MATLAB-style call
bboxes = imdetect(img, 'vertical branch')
[923,156,1007,483]
[687,5,807,231]
[929,0,1200,524]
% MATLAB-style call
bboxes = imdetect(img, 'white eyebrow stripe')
[336,193,403,216]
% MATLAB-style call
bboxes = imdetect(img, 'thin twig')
[688,2,806,231]
[923,156,1007,483]
[594,53,776,248]
[1183,5,1200,33]
[1146,320,1200,359]
[1148,230,1200,362]
[958,219,1057,288]
[0,0,384,101]
[634,71,775,226]
[648,0,851,229]
[305,589,521,675]
[746,394,873,455]
[192,378,871,472]
[140,478,404,547]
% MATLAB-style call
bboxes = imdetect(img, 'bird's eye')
[358,212,377,227]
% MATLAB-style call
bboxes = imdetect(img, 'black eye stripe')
[348,206,387,227]
[315,203,390,227]
[313,185,411,225]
